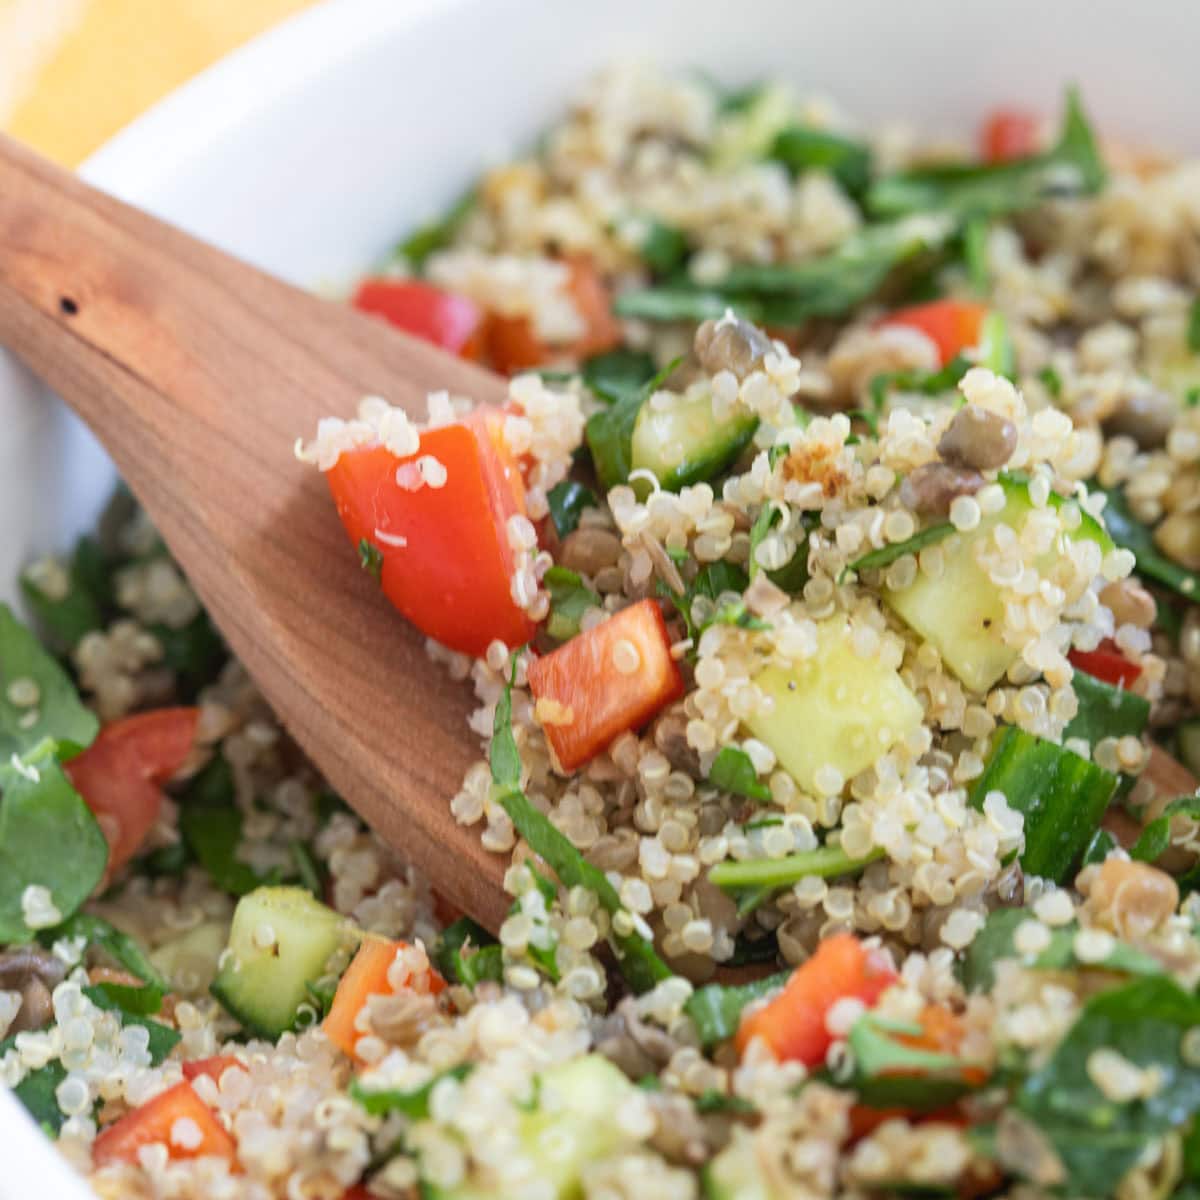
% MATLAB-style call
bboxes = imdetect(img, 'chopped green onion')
[709,844,883,892]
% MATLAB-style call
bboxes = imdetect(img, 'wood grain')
[0,133,514,930]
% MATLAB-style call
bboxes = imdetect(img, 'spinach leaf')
[48,913,167,989]
[20,553,104,654]
[962,908,1162,993]
[546,480,597,539]
[544,566,601,642]
[491,670,672,993]
[1064,670,1150,747]
[0,604,98,759]
[432,917,504,989]
[867,89,1105,221]
[1099,486,1200,601]
[83,984,180,1064]
[709,844,883,892]
[351,1064,473,1118]
[848,521,955,576]
[769,125,873,196]
[1017,976,1200,1196]
[684,971,788,1048]
[708,746,771,803]
[8,1057,68,1133]
[150,611,225,699]
[581,348,658,406]
[86,979,165,1015]
[393,189,475,272]
[0,752,108,943]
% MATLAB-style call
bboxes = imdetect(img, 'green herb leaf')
[963,217,990,294]
[1063,670,1150,747]
[769,125,873,196]
[1189,297,1200,354]
[1100,486,1200,600]
[868,88,1105,221]
[0,753,108,942]
[979,310,1017,380]
[585,357,682,490]
[546,480,597,539]
[351,1064,473,1118]
[48,913,167,988]
[846,1013,979,1110]
[86,979,165,1016]
[393,189,475,272]
[490,671,671,993]
[1130,795,1200,864]
[0,604,98,759]
[432,917,504,989]
[358,538,383,582]
[544,566,600,642]
[581,348,658,406]
[1038,365,1063,397]
[1080,827,1118,868]
[638,219,689,276]
[867,354,971,406]
[83,984,181,1064]
[708,746,771,802]
[684,971,789,1048]
[150,611,226,700]
[20,551,104,654]
[8,1058,68,1133]
[1017,976,1200,1195]
[849,522,955,575]
[290,840,324,898]
[709,844,883,892]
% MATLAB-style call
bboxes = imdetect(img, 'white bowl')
[0,0,1195,1192]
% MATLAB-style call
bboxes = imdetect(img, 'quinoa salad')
[9,63,1200,1200]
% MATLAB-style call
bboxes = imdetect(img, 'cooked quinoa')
[9,62,1200,1200]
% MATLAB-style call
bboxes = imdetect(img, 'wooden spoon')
[0,135,515,931]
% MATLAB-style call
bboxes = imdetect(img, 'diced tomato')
[878,299,988,367]
[65,708,200,879]
[323,937,445,1060]
[182,1055,242,1085]
[526,599,685,772]
[488,257,621,374]
[92,1081,236,1167]
[1069,638,1142,688]
[735,933,896,1065]
[351,278,486,361]
[980,108,1041,162]
[325,411,536,656]
[340,1188,377,1200]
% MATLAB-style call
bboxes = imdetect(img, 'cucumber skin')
[210,886,352,1039]
[631,391,758,493]
[969,727,1116,883]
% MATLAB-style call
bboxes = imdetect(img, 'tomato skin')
[526,599,685,772]
[735,933,896,1065]
[325,412,536,656]
[92,1080,236,1167]
[1069,639,1142,688]
[65,708,200,878]
[488,257,621,373]
[878,299,988,367]
[182,1055,241,1085]
[351,278,486,360]
[980,108,1041,162]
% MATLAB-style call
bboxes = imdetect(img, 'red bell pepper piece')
[488,257,621,374]
[526,599,684,772]
[352,278,486,361]
[878,299,988,367]
[324,411,537,656]
[65,708,200,878]
[92,1081,236,1167]
[980,108,1041,162]
[181,1055,242,1086]
[735,933,896,1065]
[1069,638,1142,688]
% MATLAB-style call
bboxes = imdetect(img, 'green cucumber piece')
[630,389,757,493]
[1063,670,1150,747]
[885,475,1110,693]
[431,1056,635,1199]
[705,1130,784,1200]
[1178,718,1200,778]
[969,727,1116,882]
[210,886,354,1037]
[710,83,796,170]
[745,616,923,793]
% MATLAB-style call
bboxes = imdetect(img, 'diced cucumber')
[1179,718,1200,778]
[969,726,1116,883]
[1063,670,1150,747]
[150,918,229,996]
[885,475,1110,693]
[630,389,757,493]
[704,1129,782,1200]
[432,1055,636,1199]
[710,83,796,170]
[210,886,355,1037]
[745,616,923,793]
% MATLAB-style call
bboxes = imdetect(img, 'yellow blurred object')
[3,0,318,167]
